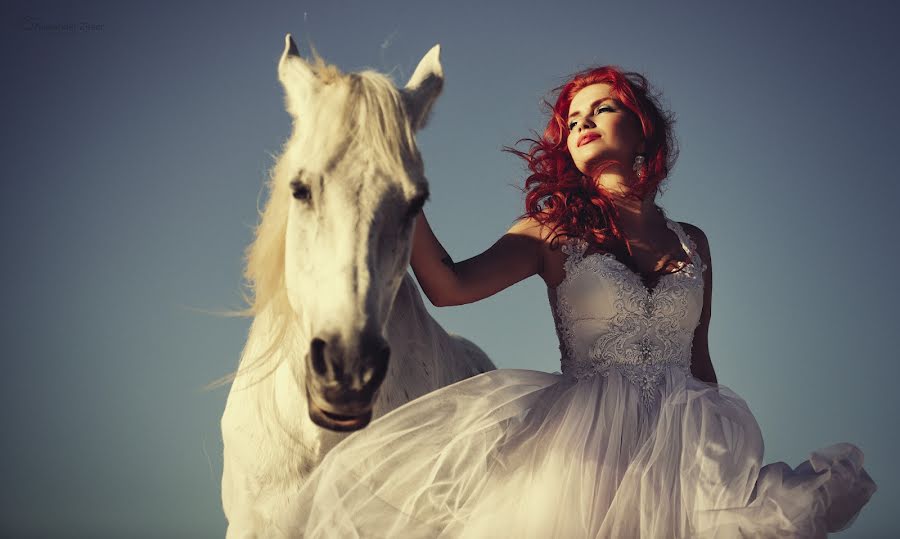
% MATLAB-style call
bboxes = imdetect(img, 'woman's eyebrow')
[568,97,614,119]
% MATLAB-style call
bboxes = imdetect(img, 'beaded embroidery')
[551,219,707,407]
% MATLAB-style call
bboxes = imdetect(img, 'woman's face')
[565,83,645,178]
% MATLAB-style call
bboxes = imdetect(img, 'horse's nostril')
[310,337,327,376]
[366,344,390,387]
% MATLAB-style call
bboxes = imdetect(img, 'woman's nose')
[575,117,595,131]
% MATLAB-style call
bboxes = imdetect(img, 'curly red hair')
[504,65,679,250]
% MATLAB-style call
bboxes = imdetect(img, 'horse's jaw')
[305,382,373,432]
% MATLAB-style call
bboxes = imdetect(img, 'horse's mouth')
[306,389,373,432]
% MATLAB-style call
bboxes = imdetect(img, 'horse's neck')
[374,272,450,414]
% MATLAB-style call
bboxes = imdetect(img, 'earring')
[632,155,645,178]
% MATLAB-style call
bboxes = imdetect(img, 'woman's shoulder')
[507,212,577,288]
[509,211,574,251]
[675,221,706,241]
[509,211,555,240]
[675,221,711,261]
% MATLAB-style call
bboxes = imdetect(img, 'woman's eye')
[568,106,612,130]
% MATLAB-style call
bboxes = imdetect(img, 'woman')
[288,66,876,538]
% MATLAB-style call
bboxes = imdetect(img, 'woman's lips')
[578,134,599,147]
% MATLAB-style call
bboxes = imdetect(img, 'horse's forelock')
[348,72,424,187]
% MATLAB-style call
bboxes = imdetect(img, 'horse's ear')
[278,33,320,118]
[401,44,444,132]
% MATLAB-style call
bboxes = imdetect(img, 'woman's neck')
[591,170,662,232]
[606,192,664,233]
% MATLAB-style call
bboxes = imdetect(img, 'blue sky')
[1,0,897,536]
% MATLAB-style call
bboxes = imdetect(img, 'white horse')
[215,34,496,537]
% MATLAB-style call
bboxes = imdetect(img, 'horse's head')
[269,35,441,431]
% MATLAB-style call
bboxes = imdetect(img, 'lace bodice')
[547,218,709,406]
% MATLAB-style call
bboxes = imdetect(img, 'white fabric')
[283,218,877,538]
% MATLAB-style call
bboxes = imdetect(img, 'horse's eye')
[291,180,312,202]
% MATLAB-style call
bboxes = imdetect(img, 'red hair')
[504,65,679,250]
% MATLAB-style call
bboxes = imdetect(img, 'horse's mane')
[203,47,423,392]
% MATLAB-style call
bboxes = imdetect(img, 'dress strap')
[665,218,708,273]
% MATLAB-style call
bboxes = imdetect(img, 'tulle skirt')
[282,367,876,538]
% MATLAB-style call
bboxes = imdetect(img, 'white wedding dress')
[284,218,877,538]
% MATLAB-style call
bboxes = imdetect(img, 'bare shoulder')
[676,221,707,246]
[677,221,711,265]
[507,212,556,240]
[506,212,567,253]
[507,211,570,286]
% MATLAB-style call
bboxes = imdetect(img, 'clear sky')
[1,0,897,536]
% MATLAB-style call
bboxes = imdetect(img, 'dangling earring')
[632,155,645,179]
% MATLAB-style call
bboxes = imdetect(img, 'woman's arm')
[683,222,718,385]
[410,211,545,307]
